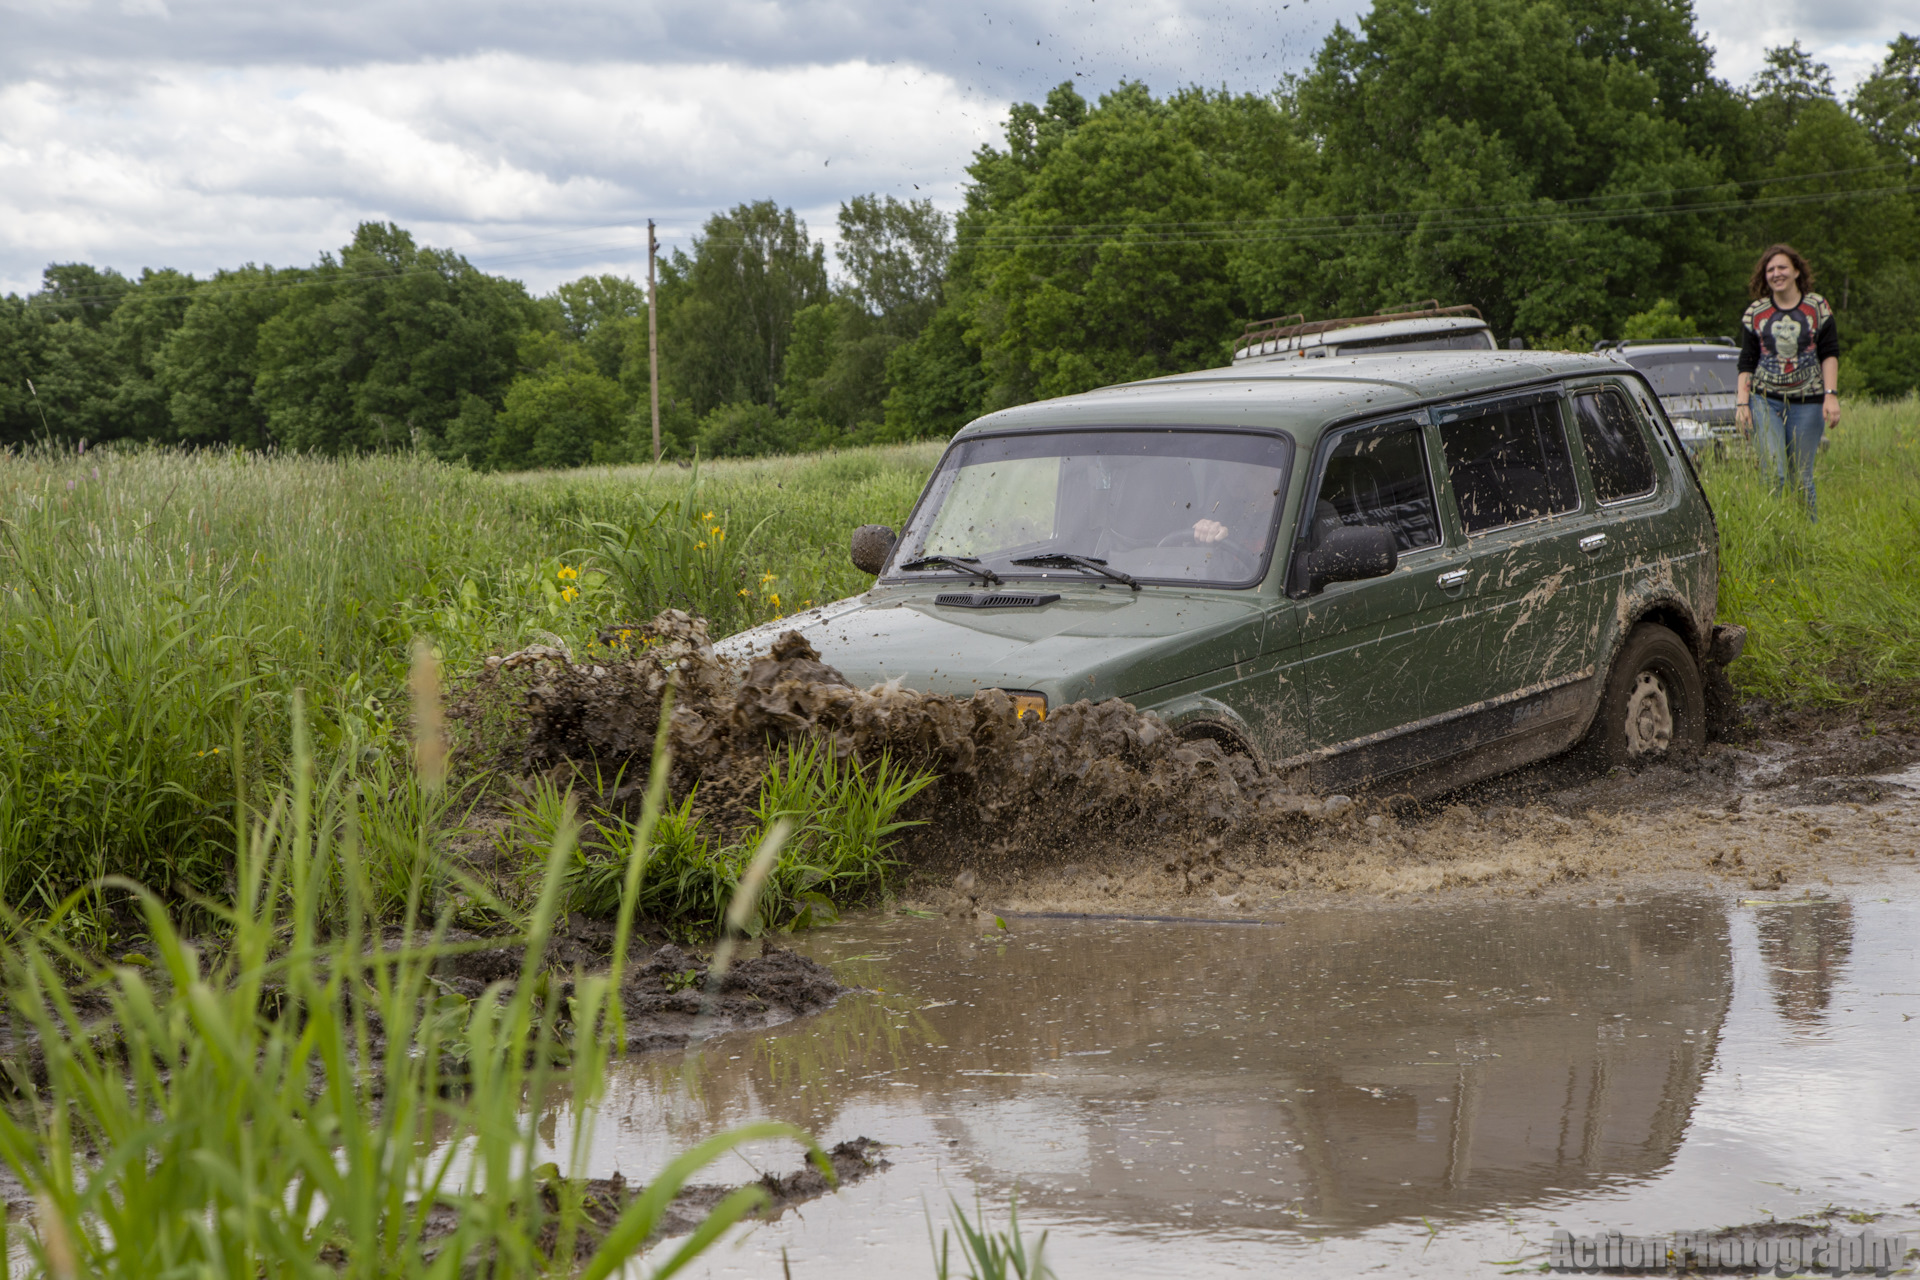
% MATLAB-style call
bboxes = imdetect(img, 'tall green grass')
[0,692,816,1277]
[0,442,938,910]
[1702,395,1920,704]
[567,740,935,934]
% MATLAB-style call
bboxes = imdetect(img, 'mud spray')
[457,612,1920,917]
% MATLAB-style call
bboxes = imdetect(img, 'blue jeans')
[1750,394,1825,520]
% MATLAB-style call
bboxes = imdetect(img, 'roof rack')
[1237,301,1484,350]
[1592,336,1737,351]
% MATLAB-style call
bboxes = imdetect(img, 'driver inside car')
[1188,463,1283,552]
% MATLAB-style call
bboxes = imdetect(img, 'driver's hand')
[1193,518,1229,543]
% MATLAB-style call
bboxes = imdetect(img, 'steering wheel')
[1150,529,1258,577]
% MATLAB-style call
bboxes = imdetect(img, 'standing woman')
[1735,244,1840,519]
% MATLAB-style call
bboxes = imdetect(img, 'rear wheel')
[1584,623,1706,768]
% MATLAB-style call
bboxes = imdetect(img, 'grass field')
[2,397,1916,914]
[0,442,938,912]
[1700,395,1920,705]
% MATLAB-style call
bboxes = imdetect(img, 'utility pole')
[647,219,661,464]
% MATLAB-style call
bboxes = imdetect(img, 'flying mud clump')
[454,610,1343,855]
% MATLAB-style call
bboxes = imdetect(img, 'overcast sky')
[3,0,1914,297]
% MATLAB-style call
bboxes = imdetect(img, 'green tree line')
[4,8,1918,466]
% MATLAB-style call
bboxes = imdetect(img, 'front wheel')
[1583,623,1706,768]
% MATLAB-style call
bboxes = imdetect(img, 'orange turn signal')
[1008,692,1047,723]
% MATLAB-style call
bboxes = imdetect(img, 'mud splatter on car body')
[720,350,1731,798]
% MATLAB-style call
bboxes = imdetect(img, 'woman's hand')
[1823,392,1841,428]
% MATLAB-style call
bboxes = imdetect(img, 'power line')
[16,164,1916,309]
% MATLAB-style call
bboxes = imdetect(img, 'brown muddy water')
[511,872,1920,1277]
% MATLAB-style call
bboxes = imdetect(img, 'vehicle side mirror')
[1300,525,1397,594]
[850,524,897,576]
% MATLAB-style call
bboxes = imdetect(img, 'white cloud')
[1695,0,1919,90]
[0,55,1005,294]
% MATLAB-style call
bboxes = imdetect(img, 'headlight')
[1005,692,1047,722]
[1669,416,1711,439]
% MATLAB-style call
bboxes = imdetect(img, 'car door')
[1430,388,1608,733]
[1566,381,1666,656]
[1286,416,1477,789]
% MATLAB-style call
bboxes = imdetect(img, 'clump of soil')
[453,611,1345,860]
[433,936,851,1055]
[414,1136,889,1262]
[618,940,848,1053]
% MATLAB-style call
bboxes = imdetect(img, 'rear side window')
[1435,395,1579,534]
[1308,422,1441,552]
[1573,388,1657,503]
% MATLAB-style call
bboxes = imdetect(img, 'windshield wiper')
[1009,554,1140,591]
[897,555,1003,585]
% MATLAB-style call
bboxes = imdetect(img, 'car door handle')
[1579,534,1609,554]
[1437,569,1470,589]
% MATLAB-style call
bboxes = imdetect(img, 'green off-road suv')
[721,351,1743,796]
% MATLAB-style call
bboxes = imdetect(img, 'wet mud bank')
[435,938,851,1054]
[456,613,1351,850]
[459,613,1920,917]
[411,1138,888,1263]
[915,707,1920,917]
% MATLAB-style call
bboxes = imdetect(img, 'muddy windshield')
[894,429,1292,588]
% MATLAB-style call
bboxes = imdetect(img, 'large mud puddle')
[507,876,1920,1276]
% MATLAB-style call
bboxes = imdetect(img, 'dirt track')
[909,709,1920,914]
[469,615,1920,914]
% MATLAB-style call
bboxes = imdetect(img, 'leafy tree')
[1619,298,1699,339]
[660,202,829,417]
[878,305,988,441]
[34,265,132,330]
[1295,0,1739,340]
[695,400,801,457]
[487,359,630,469]
[776,299,891,442]
[252,223,534,455]
[12,266,132,444]
[0,294,51,445]
[154,266,299,448]
[1851,34,1920,165]
[836,195,952,338]
[903,82,1310,416]
[1750,99,1913,311]
[97,269,201,443]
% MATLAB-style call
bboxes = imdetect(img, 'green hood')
[717,581,1271,706]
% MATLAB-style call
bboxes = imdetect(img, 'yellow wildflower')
[710,525,722,536]
[760,572,777,585]
[768,593,782,611]
[695,541,707,551]
[737,587,752,597]
[702,511,714,521]
[715,529,725,542]
[560,586,579,602]
[556,565,578,581]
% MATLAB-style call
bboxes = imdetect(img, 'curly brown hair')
[1749,244,1814,301]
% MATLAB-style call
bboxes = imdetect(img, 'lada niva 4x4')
[722,351,1744,796]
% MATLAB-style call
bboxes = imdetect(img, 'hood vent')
[934,591,1062,609]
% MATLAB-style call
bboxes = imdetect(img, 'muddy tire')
[1583,623,1706,768]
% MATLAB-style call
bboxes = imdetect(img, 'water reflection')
[1754,899,1855,1025]
[591,896,1732,1237]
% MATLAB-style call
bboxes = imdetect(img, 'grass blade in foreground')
[0,687,820,1278]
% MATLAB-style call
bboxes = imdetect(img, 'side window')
[1574,388,1658,503]
[1436,396,1579,534]
[1308,423,1441,553]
